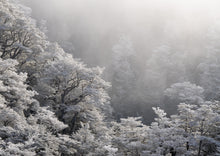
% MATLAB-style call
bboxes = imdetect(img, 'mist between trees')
[0,0,220,155]
[23,0,220,123]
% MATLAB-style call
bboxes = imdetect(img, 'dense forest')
[0,0,220,155]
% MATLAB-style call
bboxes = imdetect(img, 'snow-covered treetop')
[164,81,204,104]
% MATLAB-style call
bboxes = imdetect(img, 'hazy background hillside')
[1,0,220,155]
[21,0,220,123]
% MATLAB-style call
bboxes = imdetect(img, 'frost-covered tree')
[3,0,220,155]
[197,22,220,101]
[164,82,204,104]
[0,0,49,93]
[143,107,187,156]
[143,45,186,106]
[1,0,113,137]
[33,42,112,136]
[0,58,36,113]
[0,58,73,155]
[110,117,148,156]
[163,81,220,155]
[0,0,112,155]
[142,102,220,156]
[164,81,204,114]
[171,102,220,155]
[110,35,138,118]
[71,123,117,156]
[0,1,105,154]
[0,0,46,62]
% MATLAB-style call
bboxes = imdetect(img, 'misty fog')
[21,0,220,123]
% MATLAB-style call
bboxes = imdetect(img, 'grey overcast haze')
[23,0,220,121]
[0,0,220,155]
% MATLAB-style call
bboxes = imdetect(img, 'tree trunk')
[198,140,202,156]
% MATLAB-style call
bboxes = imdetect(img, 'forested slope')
[0,0,219,155]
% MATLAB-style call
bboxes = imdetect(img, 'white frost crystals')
[0,0,220,155]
